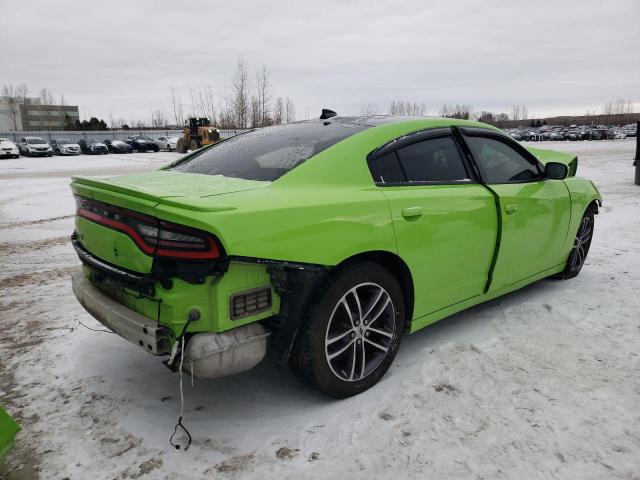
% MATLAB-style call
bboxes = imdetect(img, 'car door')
[368,129,498,318]
[460,128,571,291]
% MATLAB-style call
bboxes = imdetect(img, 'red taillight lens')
[75,196,222,260]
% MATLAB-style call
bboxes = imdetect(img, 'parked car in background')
[104,139,133,153]
[566,130,582,141]
[18,137,53,157]
[78,139,109,155]
[0,138,20,159]
[50,138,80,156]
[125,135,160,152]
[549,131,565,141]
[614,130,627,139]
[624,124,637,137]
[155,136,179,151]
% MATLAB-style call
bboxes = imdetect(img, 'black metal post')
[635,121,640,186]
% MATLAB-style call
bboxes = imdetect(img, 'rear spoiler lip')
[71,176,239,212]
[525,146,578,177]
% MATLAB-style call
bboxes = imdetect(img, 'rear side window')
[396,136,469,182]
[368,152,405,183]
[168,122,368,181]
[465,136,541,183]
[368,135,469,184]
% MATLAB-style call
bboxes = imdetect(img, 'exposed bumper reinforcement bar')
[71,270,170,355]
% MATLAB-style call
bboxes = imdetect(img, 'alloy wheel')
[324,282,395,382]
[569,216,593,272]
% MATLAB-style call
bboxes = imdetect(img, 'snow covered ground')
[1,140,639,479]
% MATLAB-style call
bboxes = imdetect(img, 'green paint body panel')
[0,406,20,460]
[70,117,601,346]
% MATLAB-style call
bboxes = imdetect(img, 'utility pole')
[634,120,639,186]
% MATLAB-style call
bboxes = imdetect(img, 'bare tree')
[360,103,379,116]
[284,97,296,123]
[151,110,168,128]
[169,87,185,127]
[440,104,473,119]
[231,58,250,128]
[38,88,56,130]
[217,94,235,129]
[249,96,260,128]
[203,86,216,124]
[273,97,284,125]
[255,65,272,126]
[58,94,68,130]
[388,100,426,116]
[112,118,128,129]
[39,88,55,106]
[2,85,20,131]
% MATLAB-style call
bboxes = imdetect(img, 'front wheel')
[290,262,405,398]
[555,206,595,279]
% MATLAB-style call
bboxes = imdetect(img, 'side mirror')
[545,162,568,180]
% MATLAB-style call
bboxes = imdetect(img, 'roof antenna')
[319,109,337,120]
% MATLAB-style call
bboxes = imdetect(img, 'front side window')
[465,136,541,183]
[169,122,368,181]
[368,135,469,184]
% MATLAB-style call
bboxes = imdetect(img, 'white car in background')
[155,136,179,151]
[0,138,20,159]
[18,137,53,157]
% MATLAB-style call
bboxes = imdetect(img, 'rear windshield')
[168,122,368,181]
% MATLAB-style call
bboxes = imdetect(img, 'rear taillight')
[75,196,222,260]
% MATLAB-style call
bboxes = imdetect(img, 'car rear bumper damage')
[71,270,170,355]
[71,268,272,378]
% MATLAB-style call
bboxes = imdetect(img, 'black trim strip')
[71,234,156,296]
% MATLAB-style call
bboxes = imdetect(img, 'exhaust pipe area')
[181,323,270,379]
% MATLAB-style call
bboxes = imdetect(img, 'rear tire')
[290,262,405,398]
[555,205,595,279]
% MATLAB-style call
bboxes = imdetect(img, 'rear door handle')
[402,206,423,219]
[505,203,518,215]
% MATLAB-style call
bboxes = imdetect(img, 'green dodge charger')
[70,114,601,397]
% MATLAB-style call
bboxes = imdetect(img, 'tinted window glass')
[368,152,405,183]
[396,136,469,182]
[466,136,540,183]
[169,122,368,181]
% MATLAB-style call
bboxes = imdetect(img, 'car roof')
[306,115,500,131]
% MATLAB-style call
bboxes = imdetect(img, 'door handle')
[402,206,423,219]
[505,203,518,215]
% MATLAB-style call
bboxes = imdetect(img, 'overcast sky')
[1,0,638,124]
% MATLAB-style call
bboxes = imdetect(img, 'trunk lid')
[72,170,270,211]
[71,171,269,273]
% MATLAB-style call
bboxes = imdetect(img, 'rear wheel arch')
[332,250,414,330]
[270,250,415,364]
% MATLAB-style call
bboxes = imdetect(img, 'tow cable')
[167,317,195,451]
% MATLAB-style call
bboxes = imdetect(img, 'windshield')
[136,136,153,141]
[26,138,46,144]
[168,122,368,181]
[56,139,73,145]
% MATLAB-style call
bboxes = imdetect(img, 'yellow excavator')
[176,117,221,153]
